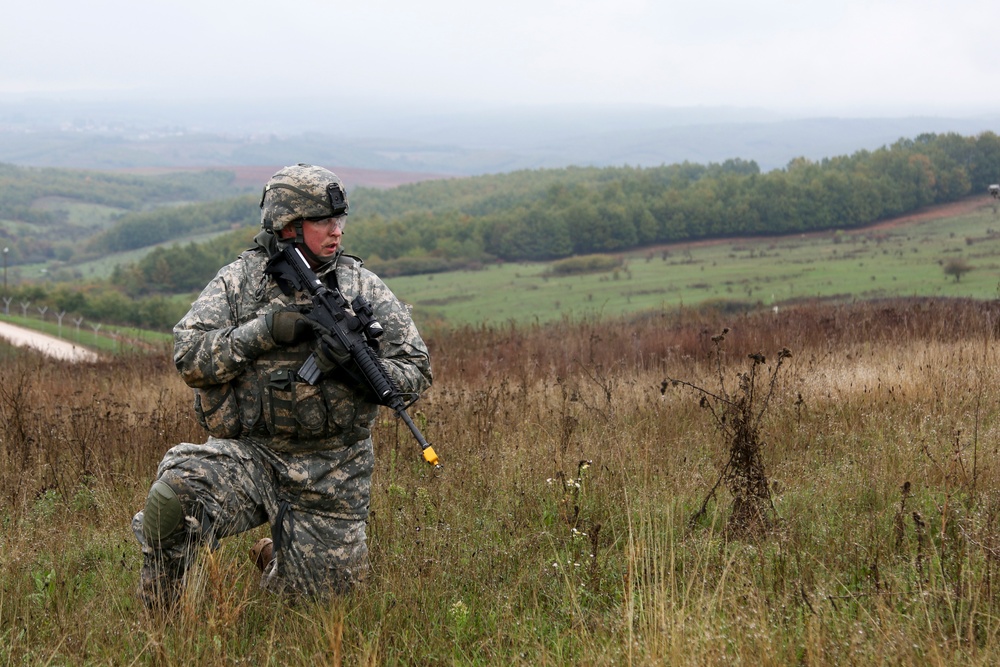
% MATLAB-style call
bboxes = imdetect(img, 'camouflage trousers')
[132,434,373,599]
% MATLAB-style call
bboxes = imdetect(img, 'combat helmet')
[259,164,349,232]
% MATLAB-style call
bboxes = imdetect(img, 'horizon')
[4,1,999,124]
[2,92,998,135]
[2,95,998,177]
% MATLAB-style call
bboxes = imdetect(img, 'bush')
[545,254,624,276]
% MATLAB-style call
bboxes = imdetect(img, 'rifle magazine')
[297,354,322,385]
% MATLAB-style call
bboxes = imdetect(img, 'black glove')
[313,334,352,373]
[267,309,314,346]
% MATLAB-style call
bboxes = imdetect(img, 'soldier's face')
[280,218,344,261]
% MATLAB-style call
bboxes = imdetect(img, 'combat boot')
[138,549,187,611]
[250,537,274,573]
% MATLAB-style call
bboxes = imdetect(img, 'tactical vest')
[192,252,379,452]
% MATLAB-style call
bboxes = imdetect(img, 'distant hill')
[117,165,456,191]
[1,98,998,174]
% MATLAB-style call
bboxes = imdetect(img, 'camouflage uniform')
[133,184,432,602]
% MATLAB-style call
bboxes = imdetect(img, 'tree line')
[8,130,1000,329]
[0,164,239,223]
[350,132,1000,272]
[90,194,260,253]
[0,164,246,265]
[1,282,189,333]
[109,131,1000,295]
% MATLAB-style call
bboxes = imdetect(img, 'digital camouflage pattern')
[133,227,431,602]
[259,164,349,233]
[133,435,374,598]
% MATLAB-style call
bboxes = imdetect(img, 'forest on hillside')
[0,165,247,265]
[107,131,1000,291]
[2,130,999,330]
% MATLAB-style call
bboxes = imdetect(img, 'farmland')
[385,196,1000,329]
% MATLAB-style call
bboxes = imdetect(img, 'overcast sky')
[3,0,997,117]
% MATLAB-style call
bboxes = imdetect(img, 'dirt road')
[0,321,99,362]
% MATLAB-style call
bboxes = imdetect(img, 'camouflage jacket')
[173,231,432,452]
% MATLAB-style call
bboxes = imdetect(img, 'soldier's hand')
[267,309,314,346]
[314,334,352,373]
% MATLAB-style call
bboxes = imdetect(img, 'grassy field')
[3,298,1000,664]
[29,199,126,231]
[0,313,172,354]
[385,197,1000,329]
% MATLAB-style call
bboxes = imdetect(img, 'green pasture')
[386,202,1000,328]
[3,200,998,341]
[29,198,126,230]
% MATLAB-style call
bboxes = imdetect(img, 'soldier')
[132,164,432,608]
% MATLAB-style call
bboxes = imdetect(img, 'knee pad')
[142,479,185,545]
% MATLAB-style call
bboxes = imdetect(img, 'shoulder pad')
[240,243,270,260]
[338,253,364,268]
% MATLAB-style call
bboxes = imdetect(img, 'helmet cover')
[259,163,349,232]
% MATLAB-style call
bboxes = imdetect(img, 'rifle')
[265,245,440,467]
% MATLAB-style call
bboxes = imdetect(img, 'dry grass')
[4,297,1000,664]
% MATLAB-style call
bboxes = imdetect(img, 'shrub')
[545,254,624,276]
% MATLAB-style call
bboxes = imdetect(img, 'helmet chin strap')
[290,221,332,269]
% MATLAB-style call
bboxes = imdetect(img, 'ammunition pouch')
[261,366,329,439]
[194,383,241,439]
[189,335,379,448]
[252,362,378,448]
